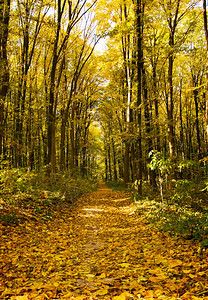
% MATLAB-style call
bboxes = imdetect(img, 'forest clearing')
[0,182,208,300]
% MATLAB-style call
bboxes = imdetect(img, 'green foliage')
[201,238,208,249]
[0,168,97,226]
[178,160,197,172]
[160,209,208,240]
[148,151,171,176]
[135,177,208,249]
[106,180,125,191]
[0,213,19,226]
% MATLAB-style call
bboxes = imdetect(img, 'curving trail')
[0,183,208,299]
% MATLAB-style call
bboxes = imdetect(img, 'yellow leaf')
[63,292,73,298]
[138,276,148,282]
[157,273,168,280]
[99,272,106,278]
[130,280,139,289]
[144,290,154,299]
[189,274,197,278]
[149,276,160,283]
[154,289,163,297]
[198,271,205,276]
[29,282,44,290]
[53,282,59,287]
[112,292,133,300]
[96,289,108,296]
[12,296,29,300]
[181,292,194,299]
[86,273,95,278]
[169,259,183,268]
[182,269,192,274]
[120,263,130,268]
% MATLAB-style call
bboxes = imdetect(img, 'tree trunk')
[131,143,137,182]
[120,2,134,187]
[112,138,117,181]
[167,31,175,157]
[153,64,160,150]
[124,143,130,187]
[193,89,201,159]
[70,109,75,171]
[47,0,62,172]
[108,142,112,181]
[60,110,67,171]
[28,83,33,171]
[0,0,10,157]
[179,77,185,160]
[135,0,143,195]
[203,0,208,141]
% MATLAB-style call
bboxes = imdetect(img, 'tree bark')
[203,0,208,144]
[135,0,143,195]
[0,0,10,156]
[167,30,175,157]
[153,64,160,151]
[120,2,132,187]
[179,77,185,160]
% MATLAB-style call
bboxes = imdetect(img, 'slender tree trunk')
[153,64,160,150]
[81,146,87,176]
[143,65,157,190]
[47,0,62,172]
[0,0,10,156]
[66,123,70,170]
[167,31,175,157]
[105,139,108,181]
[112,138,117,182]
[28,83,33,171]
[203,0,208,141]
[135,0,143,195]
[131,143,137,182]
[179,77,185,160]
[164,0,181,159]
[120,2,133,187]
[108,142,112,181]
[48,59,57,172]
[193,89,201,158]
[70,108,75,171]
[60,110,67,171]
[124,143,130,187]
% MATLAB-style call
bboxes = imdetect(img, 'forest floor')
[0,183,208,300]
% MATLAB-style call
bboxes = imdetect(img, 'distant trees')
[99,0,207,193]
[1,0,208,187]
[0,0,100,176]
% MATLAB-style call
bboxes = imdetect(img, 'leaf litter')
[0,183,208,299]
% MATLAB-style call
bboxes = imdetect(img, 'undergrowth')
[0,168,97,226]
[106,180,126,191]
[132,179,208,250]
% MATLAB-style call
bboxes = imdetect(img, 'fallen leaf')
[95,289,109,296]
[11,296,29,300]
[112,291,133,300]
[169,259,183,268]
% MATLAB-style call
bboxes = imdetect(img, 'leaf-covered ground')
[0,183,208,300]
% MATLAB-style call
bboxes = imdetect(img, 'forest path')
[1,183,208,299]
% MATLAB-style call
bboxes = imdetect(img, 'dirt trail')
[0,183,208,299]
